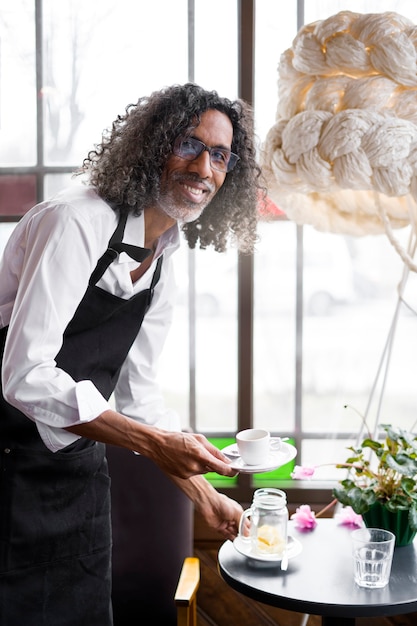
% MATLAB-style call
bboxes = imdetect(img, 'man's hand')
[146,430,238,479]
[67,411,237,480]
[196,491,245,541]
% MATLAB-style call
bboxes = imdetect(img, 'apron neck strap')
[89,211,151,285]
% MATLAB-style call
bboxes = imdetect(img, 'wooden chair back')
[174,557,200,626]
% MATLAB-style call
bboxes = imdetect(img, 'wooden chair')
[174,557,200,626]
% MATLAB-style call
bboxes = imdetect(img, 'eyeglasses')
[173,136,240,173]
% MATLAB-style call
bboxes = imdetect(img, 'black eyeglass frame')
[173,136,240,173]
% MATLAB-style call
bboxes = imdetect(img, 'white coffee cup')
[236,429,282,465]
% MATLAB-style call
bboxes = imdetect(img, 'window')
[2,0,417,507]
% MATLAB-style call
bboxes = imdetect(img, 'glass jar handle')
[238,507,252,543]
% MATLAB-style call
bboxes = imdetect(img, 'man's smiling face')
[156,109,233,223]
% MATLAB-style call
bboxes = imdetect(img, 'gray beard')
[155,190,207,223]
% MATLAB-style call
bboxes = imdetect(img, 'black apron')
[0,213,162,626]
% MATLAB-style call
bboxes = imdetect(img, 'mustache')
[173,172,215,194]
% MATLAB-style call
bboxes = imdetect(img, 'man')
[0,83,261,624]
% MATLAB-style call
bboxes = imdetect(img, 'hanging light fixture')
[261,10,417,271]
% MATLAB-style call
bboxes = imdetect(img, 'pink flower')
[291,504,317,530]
[335,506,363,528]
[291,465,316,480]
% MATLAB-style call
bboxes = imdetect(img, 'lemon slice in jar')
[257,525,285,555]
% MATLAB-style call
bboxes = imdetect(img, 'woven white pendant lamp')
[261,10,417,271]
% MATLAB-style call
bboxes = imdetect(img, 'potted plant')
[332,423,417,546]
[291,414,417,546]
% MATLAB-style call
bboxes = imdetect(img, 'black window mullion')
[35,0,44,203]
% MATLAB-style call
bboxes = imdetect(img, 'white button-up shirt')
[0,184,182,451]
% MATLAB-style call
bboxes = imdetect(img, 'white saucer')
[221,442,297,473]
[233,534,302,563]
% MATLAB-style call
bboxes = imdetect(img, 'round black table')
[217,519,417,626]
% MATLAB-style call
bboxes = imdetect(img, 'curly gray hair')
[78,83,263,253]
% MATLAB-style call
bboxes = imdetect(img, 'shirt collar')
[117,212,181,264]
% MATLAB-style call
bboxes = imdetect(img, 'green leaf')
[338,478,356,490]
[402,477,417,498]
[382,424,417,452]
[386,452,417,477]
[386,494,410,511]
[362,439,382,452]
[344,455,363,464]
[333,485,376,514]
[381,424,401,442]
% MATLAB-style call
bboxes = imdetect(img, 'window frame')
[0,0,333,508]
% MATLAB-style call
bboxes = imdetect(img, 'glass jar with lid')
[238,487,288,556]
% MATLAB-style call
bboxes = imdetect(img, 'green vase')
[362,501,417,547]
